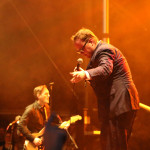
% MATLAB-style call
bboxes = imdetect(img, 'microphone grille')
[49,82,54,85]
[77,58,83,64]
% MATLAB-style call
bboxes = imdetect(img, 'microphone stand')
[48,82,78,148]
[65,129,78,149]
[5,121,16,150]
[49,82,54,112]
[69,60,83,149]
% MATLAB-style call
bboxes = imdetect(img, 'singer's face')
[74,39,94,58]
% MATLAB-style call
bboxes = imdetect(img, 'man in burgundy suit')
[70,28,140,150]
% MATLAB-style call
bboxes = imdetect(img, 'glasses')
[77,40,89,54]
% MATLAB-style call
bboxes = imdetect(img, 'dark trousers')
[100,111,137,150]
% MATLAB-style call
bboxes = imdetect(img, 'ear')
[36,93,40,99]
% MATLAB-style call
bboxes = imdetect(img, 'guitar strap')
[43,106,48,122]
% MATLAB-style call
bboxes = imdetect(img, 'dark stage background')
[0,0,150,149]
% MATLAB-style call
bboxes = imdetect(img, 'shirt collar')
[35,100,44,109]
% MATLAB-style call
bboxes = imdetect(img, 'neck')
[92,41,98,51]
[37,100,45,107]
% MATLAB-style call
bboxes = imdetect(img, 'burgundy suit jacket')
[87,41,140,119]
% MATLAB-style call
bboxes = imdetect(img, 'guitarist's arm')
[18,108,36,143]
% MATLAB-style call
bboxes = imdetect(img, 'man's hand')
[70,70,86,83]
[59,121,70,130]
[33,137,42,146]
[74,67,84,72]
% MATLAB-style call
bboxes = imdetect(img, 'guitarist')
[18,85,51,150]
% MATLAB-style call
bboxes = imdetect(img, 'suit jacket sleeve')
[87,49,114,79]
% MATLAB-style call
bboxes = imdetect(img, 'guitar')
[24,115,82,150]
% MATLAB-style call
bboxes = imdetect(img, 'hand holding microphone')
[73,58,83,71]
[70,58,86,83]
[76,58,83,71]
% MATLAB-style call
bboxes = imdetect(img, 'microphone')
[9,115,21,126]
[6,116,21,131]
[9,120,18,126]
[49,82,54,91]
[6,120,17,131]
[77,58,83,71]
[49,82,54,86]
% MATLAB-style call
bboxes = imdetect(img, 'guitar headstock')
[59,115,82,129]
[69,115,82,124]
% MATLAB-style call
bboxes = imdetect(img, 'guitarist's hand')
[59,121,70,130]
[33,137,42,146]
